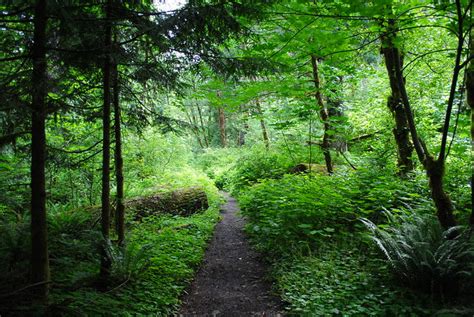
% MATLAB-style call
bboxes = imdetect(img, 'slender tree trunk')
[238,105,249,147]
[255,99,270,149]
[100,0,113,280]
[310,55,333,174]
[381,19,414,176]
[191,107,205,148]
[390,7,464,228]
[196,104,209,147]
[30,0,50,300]
[112,61,125,246]
[218,107,227,147]
[327,80,347,153]
[466,30,474,226]
[216,91,227,147]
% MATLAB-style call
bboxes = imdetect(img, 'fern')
[362,212,474,295]
[107,240,153,282]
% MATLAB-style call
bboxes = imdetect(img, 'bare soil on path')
[178,192,282,317]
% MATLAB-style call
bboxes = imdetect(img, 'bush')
[224,147,297,195]
[362,212,474,296]
[239,169,429,255]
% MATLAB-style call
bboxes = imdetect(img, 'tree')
[466,29,474,226]
[389,0,471,228]
[30,0,50,300]
[380,17,414,176]
[99,0,113,281]
[311,55,333,174]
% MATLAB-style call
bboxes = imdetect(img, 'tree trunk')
[255,99,269,149]
[381,19,414,176]
[196,104,209,147]
[30,0,50,300]
[327,80,347,153]
[237,105,248,146]
[390,12,461,229]
[310,55,333,174]
[183,106,204,148]
[112,61,125,246]
[425,157,457,228]
[466,31,474,226]
[100,0,113,281]
[218,107,227,147]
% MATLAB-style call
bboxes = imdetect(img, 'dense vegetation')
[1,0,474,315]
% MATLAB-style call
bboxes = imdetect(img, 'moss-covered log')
[126,187,209,220]
[289,163,334,175]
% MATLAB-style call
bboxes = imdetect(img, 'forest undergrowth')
[0,132,222,316]
[198,145,474,316]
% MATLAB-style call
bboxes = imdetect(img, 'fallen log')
[126,187,209,220]
[289,163,333,175]
[80,187,209,225]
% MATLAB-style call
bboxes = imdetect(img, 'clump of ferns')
[105,239,153,284]
[362,210,474,298]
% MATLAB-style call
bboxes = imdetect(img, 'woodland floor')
[178,192,283,317]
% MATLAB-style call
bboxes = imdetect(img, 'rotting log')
[289,163,334,175]
[79,187,209,226]
[127,187,209,220]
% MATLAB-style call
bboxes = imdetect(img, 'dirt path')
[178,192,282,317]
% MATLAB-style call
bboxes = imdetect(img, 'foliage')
[223,146,303,194]
[274,249,432,316]
[238,164,474,314]
[48,205,220,316]
[362,212,474,295]
[239,169,430,254]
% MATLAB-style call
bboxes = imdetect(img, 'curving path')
[178,192,282,317]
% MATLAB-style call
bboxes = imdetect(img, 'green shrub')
[225,147,296,195]
[362,212,474,296]
[239,169,429,255]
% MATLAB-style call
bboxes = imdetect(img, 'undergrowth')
[0,167,221,316]
[236,168,474,315]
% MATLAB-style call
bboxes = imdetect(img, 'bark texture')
[30,0,50,300]
[112,61,125,246]
[466,32,474,226]
[100,0,113,280]
[389,11,462,228]
[381,19,414,176]
[255,99,269,149]
[310,55,333,174]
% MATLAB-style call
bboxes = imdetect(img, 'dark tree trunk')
[100,0,113,281]
[30,0,50,300]
[381,19,414,176]
[255,99,269,149]
[112,61,125,246]
[466,31,474,226]
[425,157,457,228]
[390,7,464,228]
[310,55,333,174]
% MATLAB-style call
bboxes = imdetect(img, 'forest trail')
[178,192,283,317]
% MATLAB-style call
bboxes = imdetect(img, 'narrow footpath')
[179,192,282,317]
